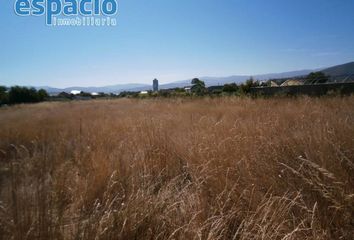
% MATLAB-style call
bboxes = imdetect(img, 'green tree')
[37,89,49,101]
[239,77,257,94]
[222,83,239,93]
[305,72,329,84]
[8,86,48,104]
[191,78,207,96]
[0,86,8,105]
[9,86,37,104]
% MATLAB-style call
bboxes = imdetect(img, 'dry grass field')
[0,96,353,240]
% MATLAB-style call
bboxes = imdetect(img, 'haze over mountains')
[39,62,354,94]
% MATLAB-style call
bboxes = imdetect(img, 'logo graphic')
[14,0,118,27]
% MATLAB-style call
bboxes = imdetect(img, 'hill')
[321,62,354,78]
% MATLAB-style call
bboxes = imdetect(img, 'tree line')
[117,77,260,99]
[0,86,49,105]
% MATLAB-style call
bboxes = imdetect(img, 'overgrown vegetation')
[0,97,353,239]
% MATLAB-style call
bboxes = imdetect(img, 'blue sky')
[0,0,354,87]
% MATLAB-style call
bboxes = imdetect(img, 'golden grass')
[0,96,353,240]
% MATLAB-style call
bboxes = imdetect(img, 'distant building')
[270,81,279,87]
[184,86,192,93]
[280,79,303,87]
[140,91,148,95]
[70,90,81,95]
[153,79,159,92]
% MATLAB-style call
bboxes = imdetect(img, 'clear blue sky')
[1,0,354,87]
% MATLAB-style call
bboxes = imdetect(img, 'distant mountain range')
[39,83,149,95]
[38,61,354,94]
[321,62,354,78]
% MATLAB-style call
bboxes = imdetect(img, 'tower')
[153,78,159,92]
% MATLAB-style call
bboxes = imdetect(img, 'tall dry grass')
[0,96,353,240]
